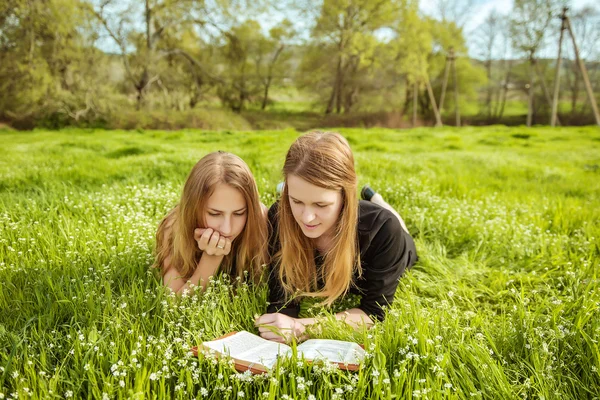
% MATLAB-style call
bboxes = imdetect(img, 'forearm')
[294,308,374,333]
[335,308,375,328]
[257,308,375,343]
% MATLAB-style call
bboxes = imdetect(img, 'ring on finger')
[217,238,226,249]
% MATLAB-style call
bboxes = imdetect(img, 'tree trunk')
[551,9,566,127]
[533,58,560,125]
[452,55,460,127]
[136,88,144,110]
[238,65,247,112]
[571,71,579,114]
[262,44,284,111]
[335,63,344,114]
[402,77,411,116]
[141,0,152,109]
[412,82,418,127]
[326,80,337,114]
[498,60,512,119]
[486,59,492,120]
[261,77,271,110]
[326,55,342,114]
[527,57,534,127]
[425,75,443,127]
[439,55,450,113]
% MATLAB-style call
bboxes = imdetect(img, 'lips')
[303,223,320,230]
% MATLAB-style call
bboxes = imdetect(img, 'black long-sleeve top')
[266,200,418,321]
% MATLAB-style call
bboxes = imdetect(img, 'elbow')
[165,282,184,295]
[162,274,185,295]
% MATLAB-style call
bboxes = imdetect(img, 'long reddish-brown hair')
[276,131,360,306]
[153,151,267,282]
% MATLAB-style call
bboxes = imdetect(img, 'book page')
[297,339,365,365]
[202,331,291,369]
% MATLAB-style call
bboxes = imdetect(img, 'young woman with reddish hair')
[256,131,418,342]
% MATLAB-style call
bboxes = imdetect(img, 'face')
[203,183,248,241]
[286,174,343,241]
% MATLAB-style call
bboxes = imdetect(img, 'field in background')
[0,126,599,399]
[8,86,596,131]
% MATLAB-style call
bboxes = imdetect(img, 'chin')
[299,228,322,238]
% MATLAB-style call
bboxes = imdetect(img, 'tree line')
[1,0,599,129]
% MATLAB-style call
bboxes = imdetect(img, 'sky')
[94,0,599,60]
[418,0,599,58]
[421,0,598,32]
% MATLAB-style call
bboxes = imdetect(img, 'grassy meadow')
[0,126,599,399]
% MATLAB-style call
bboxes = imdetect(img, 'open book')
[191,331,365,374]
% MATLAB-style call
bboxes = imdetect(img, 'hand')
[255,313,305,343]
[194,228,232,256]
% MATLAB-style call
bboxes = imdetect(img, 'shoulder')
[268,201,280,223]
[266,201,282,250]
[157,209,177,270]
[261,202,269,218]
[160,211,177,241]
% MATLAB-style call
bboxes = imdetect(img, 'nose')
[301,208,316,224]
[220,216,232,236]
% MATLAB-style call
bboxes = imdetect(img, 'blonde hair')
[153,151,267,283]
[276,131,360,306]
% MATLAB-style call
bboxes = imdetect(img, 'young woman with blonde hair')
[255,131,417,342]
[153,151,268,294]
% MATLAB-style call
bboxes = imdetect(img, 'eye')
[292,199,302,205]
[234,211,246,216]
[208,212,220,217]
[315,204,327,208]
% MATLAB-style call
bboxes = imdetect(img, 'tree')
[0,0,102,125]
[257,20,295,110]
[475,11,501,120]
[430,0,475,29]
[394,0,444,126]
[147,0,267,111]
[155,27,216,110]
[509,0,559,126]
[307,0,398,114]
[215,20,263,111]
[213,19,292,112]
[87,0,181,108]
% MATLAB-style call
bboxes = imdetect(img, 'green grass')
[0,126,599,399]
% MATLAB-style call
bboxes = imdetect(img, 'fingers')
[258,326,287,334]
[208,231,220,249]
[202,231,220,255]
[259,331,286,342]
[216,236,227,251]
[199,229,232,256]
[197,228,213,251]
[255,313,294,342]
[255,313,278,325]
[222,237,232,255]
[194,228,207,242]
